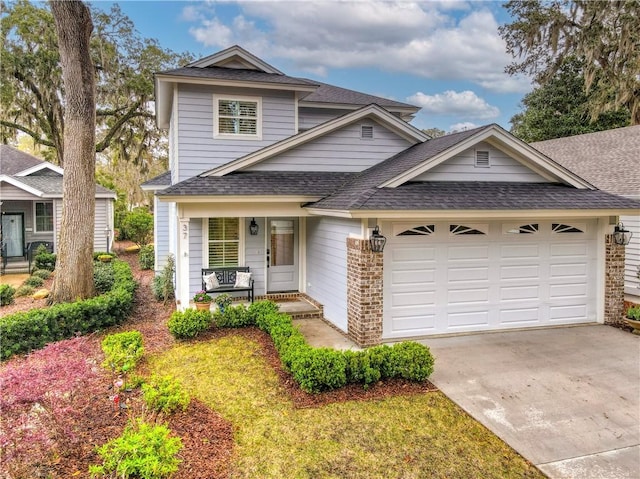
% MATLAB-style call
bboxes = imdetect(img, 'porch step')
[258,294,324,321]
[2,262,30,274]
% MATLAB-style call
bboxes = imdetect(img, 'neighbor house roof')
[0,145,47,175]
[141,171,172,191]
[532,125,640,197]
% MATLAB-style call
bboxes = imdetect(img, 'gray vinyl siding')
[415,142,549,182]
[306,216,361,332]
[622,213,640,296]
[298,107,348,131]
[0,183,37,200]
[247,122,412,172]
[93,199,112,252]
[188,218,204,298]
[244,217,266,295]
[177,84,296,181]
[154,197,170,272]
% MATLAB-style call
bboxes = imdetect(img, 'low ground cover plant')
[31,268,52,280]
[142,374,190,414]
[101,331,144,375]
[14,284,34,297]
[89,419,182,479]
[23,274,44,288]
[0,259,136,360]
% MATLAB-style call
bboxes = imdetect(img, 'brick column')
[604,234,626,325]
[346,237,383,347]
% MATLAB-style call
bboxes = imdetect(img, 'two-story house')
[145,45,639,346]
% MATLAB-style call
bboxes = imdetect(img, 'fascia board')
[158,195,322,203]
[304,207,640,219]
[381,126,594,189]
[154,74,317,93]
[141,183,170,192]
[204,105,428,177]
[299,101,420,115]
[0,175,44,197]
[15,162,63,176]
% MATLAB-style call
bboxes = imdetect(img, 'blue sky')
[97,0,531,132]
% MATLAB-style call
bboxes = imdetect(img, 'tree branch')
[95,102,153,152]
[0,120,56,147]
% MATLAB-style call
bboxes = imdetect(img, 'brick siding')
[605,234,626,325]
[346,237,383,347]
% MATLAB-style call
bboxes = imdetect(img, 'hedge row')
[0,260,137,360]
[169,301,434,393]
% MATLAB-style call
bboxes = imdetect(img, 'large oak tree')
[500,0,640,124]
[49,0,96,302]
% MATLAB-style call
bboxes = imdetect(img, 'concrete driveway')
[423,325,639,479]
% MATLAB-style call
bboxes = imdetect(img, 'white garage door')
[383,220,597,338]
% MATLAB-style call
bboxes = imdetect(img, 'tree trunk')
[49,0,96,302]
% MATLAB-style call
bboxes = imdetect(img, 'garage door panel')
[550,242,588,257]
[392,268,436,285]
[499,307,540,324]
[390,311,436,334]
[549,304,588,321]
[549,282,588,298]
[447,310,489,328]
[550,263,587,278]
[448,266,489,282]
[448,287,489,304]
[500,285,539,301]
[501,244,539,259]
[391,290,435,307]
[448,245,489,261]
[392,246,436,262]
[500,264,540,280]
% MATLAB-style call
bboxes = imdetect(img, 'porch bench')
[201,266,254,303]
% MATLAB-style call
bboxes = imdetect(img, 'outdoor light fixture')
[105,226,111,253]
[249,218,259,236]
[369,225,387,253]
[613,222,633,246]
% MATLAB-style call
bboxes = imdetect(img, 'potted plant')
[193,290,212,311]
[214,293,232,312]
[624,305,640,335]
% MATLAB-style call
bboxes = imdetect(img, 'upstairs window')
[214,96,261,139]
[35,202,53,232]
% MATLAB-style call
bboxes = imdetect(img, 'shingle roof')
[11,176,114,197]
[141,171,171,187]
[309,181,640,211]
[532,126,640,197]
[158,171,354,197]
[0,145,44,175]
[157,66,318,88]
[300,81,419,111]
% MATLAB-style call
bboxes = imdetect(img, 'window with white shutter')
[208,218,239,267]
[214,96,262,139]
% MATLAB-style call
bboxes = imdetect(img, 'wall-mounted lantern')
[613,222,633,246]
[249,218,259,236]
[369,225,387,253]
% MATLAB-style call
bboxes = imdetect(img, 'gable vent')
[361,125,374,139]
[475,150,490,167]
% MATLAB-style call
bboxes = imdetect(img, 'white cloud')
[449,121,479,132]
[182,1,529,93]
[408,90,500,119]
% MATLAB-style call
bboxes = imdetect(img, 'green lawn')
[150,335,545,479]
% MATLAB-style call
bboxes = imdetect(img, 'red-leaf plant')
[0,336,104,474]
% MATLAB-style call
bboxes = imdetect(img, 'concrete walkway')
[422,325,640,479]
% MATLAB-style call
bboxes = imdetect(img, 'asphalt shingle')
[0,145,44,175]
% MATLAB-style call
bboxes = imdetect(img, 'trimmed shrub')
[343,350,381,388]
[387,342,435,381]
[291,347,347,393]
[214,304,252,328]
[142,375,190,414]
[94,261,115,294]
[139,244,155,270]
[23,275,44,288]
[153,254,175,302]
[33,245,56,271]
[101,331,144,374]
[0,284,16,306]
[248,300,280,327]
[167,309,212,339]
[31,269,52,280]
[0,260,136,360]
[89,419,182,479]
[14,285,35,298]
[121,208,154,246]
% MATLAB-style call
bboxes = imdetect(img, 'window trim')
[213,95,262,140]
[34,201,54,233]
[205,217,245,268]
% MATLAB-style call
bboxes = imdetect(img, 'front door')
[1,213,24,257]
[267,218,299,292]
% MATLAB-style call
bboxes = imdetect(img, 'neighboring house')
[532,127,640,301]
[0,145,116,273]
[145,45,640,346]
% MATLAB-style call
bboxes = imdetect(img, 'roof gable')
[202,104,430,177]
[186,45,284,74]
[380,124,594,189]
[0,145,47,175]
